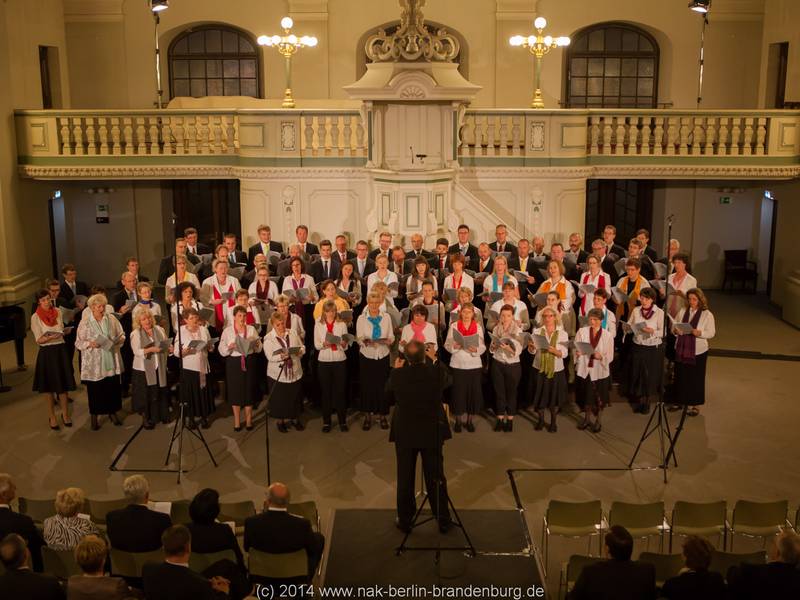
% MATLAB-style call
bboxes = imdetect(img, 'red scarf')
[457,319,477,337]
[291,277,306,318]
[256,280,270,300]
[246,310,255,326]
[580,271,606,316]
[36,305,59,327]
[451,273,463,310]
[326,320,337,351]
[410,321,427,342]
[588,326,602,368]
[212,280,235,327]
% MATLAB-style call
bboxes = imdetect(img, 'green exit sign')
[719,196,732,205]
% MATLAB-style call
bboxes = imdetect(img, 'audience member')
[66,534,135,600]
[0,533,65,599]
[0,473,44,571]
[186,489,246,573]
[43,487,99,551]
[661,535,726,600]
[727,529,800,599]
[106,475,171,553]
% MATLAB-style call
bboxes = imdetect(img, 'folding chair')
[248,548,308,579]
[289,501,320,532]
[109,548,164,578]
[608,501,667,552]
[638,552,684,588]
[189,549,238,573]
[709,549,767,582]
[219,500,256,536]
[542,500,604,576]
[669,500,728,551]
[729,500,789,551]
[87,498,128,531]
[558,554,605,600]
[42,546,81,580]
[169,499,191,525]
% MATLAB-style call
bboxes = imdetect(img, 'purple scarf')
[675,309,702,365]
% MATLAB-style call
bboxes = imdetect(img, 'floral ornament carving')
[399,85,426,99]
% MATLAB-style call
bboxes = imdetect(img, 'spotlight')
[150,0,169,12]
[689,0,710,13]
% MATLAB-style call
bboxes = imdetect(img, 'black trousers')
[395,444,450,527]
[491,360,521,416]
[318,360,347,424]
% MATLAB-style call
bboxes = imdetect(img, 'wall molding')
[64,0,125,23]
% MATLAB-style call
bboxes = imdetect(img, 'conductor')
[388,340,452,534]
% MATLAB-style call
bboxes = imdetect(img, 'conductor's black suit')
[388,359,452,530]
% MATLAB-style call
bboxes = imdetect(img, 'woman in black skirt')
[444,302,485,432]
[355,292,395,430]
[672,288,715,417]
[173,307,215,429]
[219,305,262,431]
[263,311,306,433]
[75,294,124,431]
[314,300,351,432]
[574,308,615,433]
[130,307,171,429]
[626,287,665,414]
[529,306,569,432]
[31,289,76,430]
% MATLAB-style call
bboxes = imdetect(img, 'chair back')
[289,501,320,532]
[169,499,191,525]
[565,555,605,589]
[671,500,727,535]
[608,501,665,537]
[724,250,748,268]
[18,497,56,524]
[731,500,788,532]
[42,546,81,580]
[218,500,256,526]
[248,548,308,579]
[189,549,237,573]
[710,550,767,581]
[87,498,129,526]
[547,500,603,534]
[109,548,164,578]
[639,552,684,586]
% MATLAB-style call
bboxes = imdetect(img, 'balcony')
[14,107,800,180]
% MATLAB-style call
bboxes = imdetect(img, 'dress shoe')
[322,424,331,433]
[590,422,602,434]
[49,417,60,431]
[454,420,462,433]
[233,425,242,433]
[494,419,504,432]
[67,396,74,403]
[505,420,513,432]
[577,420,590,431]
[339,423,349,432]
[294,420,305,431]
[640,403,651,415]
[534,419,544,431]
[60,414,73,428]
[90,415,100,431]
[245,423,254,431]
[109,413,122,426]
[380,417,389,430]
[144,420,155,430]
[548,421,558,433]
[465,421,475,433]
[277,421,288,433]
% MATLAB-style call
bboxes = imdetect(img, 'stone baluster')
[742,117,755,156]
[71,118,83,156]
[110,118,121,155]
[588,117,599,154]
[355,116,365,155]
[317,117,327,155]
[134,117,146,154]
[173,117,185,154]
[498,116,509,156]
[511,115,521,156]
[303,116,314,154]
[149,118,160,155]
[98,117,109,155]
[677,117,689,155]
[485,116,496,156]
[652,117,664,155]
[85,118,97,155]
[186,116,197,154]
[343,116,353,156]
[718,117,730,155]
[705,117,717,155]
[58,118,71,155]
[755,117,767,155]
[330,116,341,154]
[730,117,742,155]
[615,117,627,155]
[640,116,651,155]
[121,118,133,155]
[602,118,613,155]
[161,116,173,155]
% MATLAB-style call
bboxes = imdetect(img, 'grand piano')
[0,300,26,392]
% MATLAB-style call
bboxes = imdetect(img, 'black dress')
[179,370,215,419]
[673,351,708,406]
[32,344,76,394]
[86,377,122,415]
[131,370,170,423]
[628,343,664,398]
[225,355,260,407]
[533,369,568,409]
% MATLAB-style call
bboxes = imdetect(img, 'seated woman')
[219,305,262,432]
[130,307,171,429]
[185,488,246,573]
[67,534,134,600]
[661,536,726,600]
[574,308,615,433]
[43,487,99,551]
[313,279,350,320]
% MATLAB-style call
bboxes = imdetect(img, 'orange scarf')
[540,279,566,300]
[615,275,643,318]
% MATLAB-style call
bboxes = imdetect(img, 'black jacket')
[0,569,65,600]
[59,280,90,308]
[352,258,376,282]
[661,569,726,600]
[105,504,171,553]
[568,558,656,600]
[247,241,284,268]
[0,506,45,571]
[406,249,434,261]
[448,243,479,268]
[310,258,340,283]
[489,241,517,255]
[111,289,136,333]
[158,254,200,285]
[368,248,392,262]
[296,242,319,257]
[142,562,225,600]
[727,561,800,600]
[186,243,213,257]
[388,361,452,449]
[186,521,246,572]
[331,249,356,265]
[243,510,322,557]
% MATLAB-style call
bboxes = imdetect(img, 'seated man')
[106,475,171,553]
[0,533,65,599]
[568,525,656,600]
[727,529,800,600]
[661,535,726,600]
[0,473,44,571]
[142,525,229,600]
[244,482,325,583]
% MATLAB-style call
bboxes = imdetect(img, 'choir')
[31,223,716,435]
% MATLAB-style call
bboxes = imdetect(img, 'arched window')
[565,22,659,108]
[169,25,261,99]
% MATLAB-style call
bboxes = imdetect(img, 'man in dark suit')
[407,233,434,261]
[184,227,212,257]
[158,238,200,285]
[727,530,800,600]
[59,263,90,308]
[244,483,325,582]
[353,240,376,282]
[247,224,284,269]
[591,239,620,286]
[368,231,393,262]
[112,273,138,397]
[142,525,229,600]
[627,238,655,281]
[310,239,339,282]
[115,257,150,290]
[636,229,659,262]
[488,224,516,255]
[223,233,248,266]
[331,234,355,263]
[388,341,452,533]
[0,474,44,572]
[567,232,590,265]
[106,475,171,554]
[602,225,627,259]
[530,236,549,262]
[448,224,479,270]
[568,525,656,600]
[428,238,452,272]
[507,239,540,296]
[550,243,579,282]
[0,534,64,599]
[294,225,319,257]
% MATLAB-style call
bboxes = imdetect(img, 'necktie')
[499,244,504,252]
[359,260,364,276]
[229,254,235,264]
[340,252,346,262]
[323,260,329,277]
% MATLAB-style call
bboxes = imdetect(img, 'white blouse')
[132,301,162,322]
[75,314,125,381]
[248,279,279,324]
[578,270,613,316]
[165,272,200,296]
[218,324,262,358]
[399,322,438,354]
[366,271,399,304]
[266,312,305,340]
[538,276,575,312]
[574,326,615,381]
[355,312,395,360]
[489,323,523,365]
[409,298,446,330]
[336,279,362,306]
[666,272,698,318]
[673,308,715,355]
[31,311,66,347]
[628,305,665,347]
[222,303,259,328]
[444,322,486,370]
[489,298,530,331]
[314,319,350,362]
[281,274,318,304]
[172,325,212,373]
[531,326,569,373]
[483,273,517,294]
[170,300,204,332]
[130,326,169,373]
[406,275,438,300]
[263,329,305,382]
[443,272,474,295]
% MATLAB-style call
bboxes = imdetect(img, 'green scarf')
[89,315,115,373]
[539,327,559,380]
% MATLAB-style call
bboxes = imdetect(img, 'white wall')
[767,179,800,307]
[759,0,800,106]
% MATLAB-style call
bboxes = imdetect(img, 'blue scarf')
[491,274,508,292]
[601,308,609,330]
[367,315,382,340]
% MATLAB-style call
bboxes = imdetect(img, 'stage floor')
[323,509,542,597]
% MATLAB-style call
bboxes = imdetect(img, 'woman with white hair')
[75,293,125,431]
[43,487,99,550]
[130,307,171,429]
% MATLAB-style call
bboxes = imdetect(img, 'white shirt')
[170,300,204,332]
[366,271,399,303]
[165,272,200,295]
[574,326,615,381]
[172,326,211,373]
[263,329,305,382]
[628,305,665,347]
[218,324,261,358]
[248,279,279,324]
[673,308,715,355]
[443,272,474,295]
[130,326,168,373]
[538,276,575,312]
[31,311,65,347]
[489,322,523,365]
[666,271,698,318]
[281,274,317,303]
[266,312,305,340]
[399,322,438,353]
[444,321,485,370]
[489,298,530,331]
[314,319,350,362]
[355,312,394,360]
[531,326,569,373]
[408,298,446,330]
[578,270,612,316]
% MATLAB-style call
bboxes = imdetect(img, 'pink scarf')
[410,321,427,342]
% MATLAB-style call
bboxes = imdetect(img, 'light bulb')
[534,17,547,30]
[556,36,571,47]
[527,35,536,46]
[509,35,522,46]
[287,34,298,45]
[544,35,553,46]
[257,35,270,46]
[271,35,281,45]
[307,37,318,47]
[281,16,293,29]
[299,36,310,45]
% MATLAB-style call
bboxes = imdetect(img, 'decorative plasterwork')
[495,0,539,21]
[63,0,124,23]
